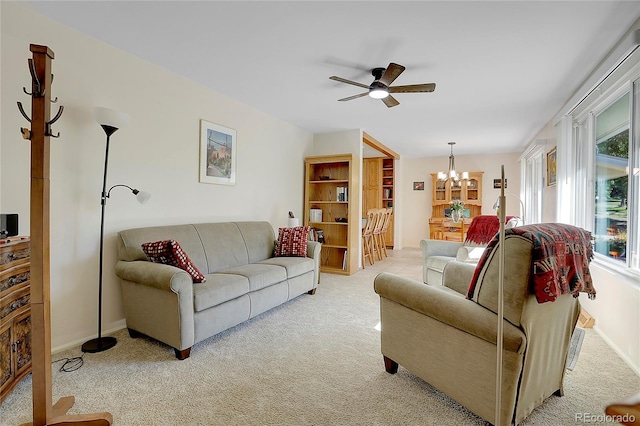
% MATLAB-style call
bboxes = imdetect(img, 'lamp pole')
[82,124,118,353]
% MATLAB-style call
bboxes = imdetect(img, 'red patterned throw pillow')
[141,240,206,283]
[274,226,310,257]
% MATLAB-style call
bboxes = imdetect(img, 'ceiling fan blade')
[338,92,369,102]
[379,63,405,87]
[389,83,436,93]
[329,76,369,89]
[381,95,400,108]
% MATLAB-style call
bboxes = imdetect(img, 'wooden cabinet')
[304,154,359,275]
[0,238,32,405]
[363,158,395,248]
[430,172,483,218]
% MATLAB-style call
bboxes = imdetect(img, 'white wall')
[399,152,522,248]
[1,2,313,350]
[580,268,640,375]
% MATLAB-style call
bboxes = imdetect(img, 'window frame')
[571,78,639,277]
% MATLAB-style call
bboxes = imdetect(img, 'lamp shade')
[93,107,130,129]
[135,190,151,204]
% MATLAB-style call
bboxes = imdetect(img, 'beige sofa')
[115,221,320,359]
[375,225,589,425]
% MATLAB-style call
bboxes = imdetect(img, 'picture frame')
[493,179,508,189]
[199,119,237,185]
[547,147,557,186]
[413,181,425,191]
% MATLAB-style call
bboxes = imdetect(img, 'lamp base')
[81,336,117,353]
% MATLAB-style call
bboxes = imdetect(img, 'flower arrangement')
[449,200,465,212]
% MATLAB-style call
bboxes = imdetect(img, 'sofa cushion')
[192,222,251,273]
[217,264,287,292]
[193,273,250,312]
[274,226,310,257]
[259,256,314,279]
[235,221,277,263]
[118,224,208,273]
[141,239,206,283]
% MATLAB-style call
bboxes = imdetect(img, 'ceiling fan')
[329,62,436,108]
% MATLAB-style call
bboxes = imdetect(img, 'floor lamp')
[492,192,526,225]
[82,107,150,353]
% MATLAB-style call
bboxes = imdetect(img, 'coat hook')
[45,125,60,138]
[23,87,33,96]
[17,102,31,122]
[27,58,43,96]
[47,105,64,125]
[45,105,64,138]
[20,127,31,140]
[50,96,58,103]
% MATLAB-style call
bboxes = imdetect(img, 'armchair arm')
[115,260,193,295]
[420,239,463,258]
[374,272,526,353]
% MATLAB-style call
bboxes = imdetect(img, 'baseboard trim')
[52,320,127,355]
[593,325,640,376]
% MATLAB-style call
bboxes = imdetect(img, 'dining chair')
[362,209,377,267]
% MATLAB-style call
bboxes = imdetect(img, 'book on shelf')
[342,250,347,270]
[337,186,348,202]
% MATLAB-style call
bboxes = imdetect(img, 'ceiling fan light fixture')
[369,85,389,99]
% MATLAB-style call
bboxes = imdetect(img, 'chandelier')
[437,142,469,185]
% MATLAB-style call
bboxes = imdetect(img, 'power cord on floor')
[51,353,84,372]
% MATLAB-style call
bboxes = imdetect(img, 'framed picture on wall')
[199,119,237,185]
[547,147,557,186]
[413,181,425,190]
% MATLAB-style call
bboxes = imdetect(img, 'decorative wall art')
[413,181,425,190]
[547,147,557,186]
[199,119,237,185]
[493,179,508,189]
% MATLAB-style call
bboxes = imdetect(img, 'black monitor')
[0,214,18,238]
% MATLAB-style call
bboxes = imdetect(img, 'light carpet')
[1,248,638,425]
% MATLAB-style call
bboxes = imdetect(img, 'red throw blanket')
[465,215,516,245]
[467,223,596,304]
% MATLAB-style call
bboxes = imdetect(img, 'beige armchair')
[422,215,522,285]
[375,224,594,425]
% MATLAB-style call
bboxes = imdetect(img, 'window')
[570,77,639,274]
[593,93,630,262]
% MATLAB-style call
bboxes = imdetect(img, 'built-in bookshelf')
[363,157,394,248]
[304,154,359,275]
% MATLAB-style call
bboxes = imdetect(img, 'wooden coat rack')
[17,44,112,426]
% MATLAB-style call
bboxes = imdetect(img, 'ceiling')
[28,1,640,158]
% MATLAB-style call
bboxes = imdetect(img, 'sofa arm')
[306,241,321,286]
[374,272,525,353]
[420,239,463,258]
[115,260,193,295]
